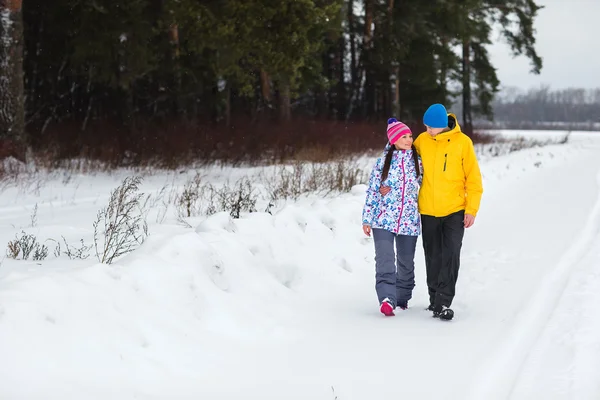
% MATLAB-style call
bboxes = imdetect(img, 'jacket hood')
[431,113,462,140]
[448,113,460,130]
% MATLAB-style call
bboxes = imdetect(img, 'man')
[411,103,483,320]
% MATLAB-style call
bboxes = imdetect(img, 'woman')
[362,118,422,316]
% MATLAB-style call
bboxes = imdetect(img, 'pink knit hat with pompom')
[386,118,411,144]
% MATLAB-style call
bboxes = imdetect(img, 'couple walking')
[361,103,483,321]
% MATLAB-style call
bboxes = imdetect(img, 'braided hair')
[381,143,421,183]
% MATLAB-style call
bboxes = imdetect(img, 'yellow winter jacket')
[413,114,483,217]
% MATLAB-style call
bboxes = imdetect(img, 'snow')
[509,169,600,400]
[483,128,574,140]
[1,131,600,399]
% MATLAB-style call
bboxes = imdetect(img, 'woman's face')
[393,133,413,150]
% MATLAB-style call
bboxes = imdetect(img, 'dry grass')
[261,159,368,202]
[7,117,543,176]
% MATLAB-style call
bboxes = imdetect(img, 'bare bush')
[262,162,304,202]
[172,176,258,221]
[262,160,368,202]
[49,237,93,260]
[7,240,19,259]
[33,244,49,261]
[17,232,37,260]
[6,231,49,261]
[328,160,367,193]
[175,172,204,218]
[93,176,148,264]
[204,177,258,219]
[0,153,27,183]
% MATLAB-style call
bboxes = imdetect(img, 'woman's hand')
[362,224,372,237]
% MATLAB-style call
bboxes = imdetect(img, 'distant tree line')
[465,86,600,130]
[0,0,543,163]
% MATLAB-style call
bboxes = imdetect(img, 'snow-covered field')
[1,130,599,400]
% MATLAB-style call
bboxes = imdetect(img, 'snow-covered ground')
[0,131,599,400]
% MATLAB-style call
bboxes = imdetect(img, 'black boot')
[432,305,454,321]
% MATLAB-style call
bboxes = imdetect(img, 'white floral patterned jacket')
[362,144,423,236]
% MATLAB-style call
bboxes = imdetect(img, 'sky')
[487,0,600,90]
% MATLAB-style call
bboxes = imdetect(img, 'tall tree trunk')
[393,70,400,118]
[348,0,357,87]
[168,22,182,115]
[363,0,374,119]
[0,0,26,147]
[380,82,388,118]
[335,33,346,119]
[259,68,273,120]
[210,79,219,122]
[440,36,449,90]
[346,0,373,120]
[260,69,271,104]
[462,38,473,135]
[224,81,231,127]
[315,87,328,119]
[316,50,330,118]
[364,0,373,54]
[388,0,399,118]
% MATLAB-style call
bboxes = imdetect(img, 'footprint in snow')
[337,257,353,273]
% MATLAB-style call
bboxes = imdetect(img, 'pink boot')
[380,298,395,316]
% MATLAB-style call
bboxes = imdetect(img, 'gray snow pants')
[372,228,418,308]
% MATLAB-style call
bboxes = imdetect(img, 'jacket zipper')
[432,138,437,212]
[396,152,406,233]
[443,153,447,171]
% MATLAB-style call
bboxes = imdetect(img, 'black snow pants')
[421,210,465,308]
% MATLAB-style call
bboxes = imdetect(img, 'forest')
[1,0,544,165]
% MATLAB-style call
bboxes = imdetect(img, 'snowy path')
[201,134,600,400]
[0,133,599,399]
[468,162,600,400]
[509,169,600,400]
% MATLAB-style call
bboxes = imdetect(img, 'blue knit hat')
[423,103,449,128]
